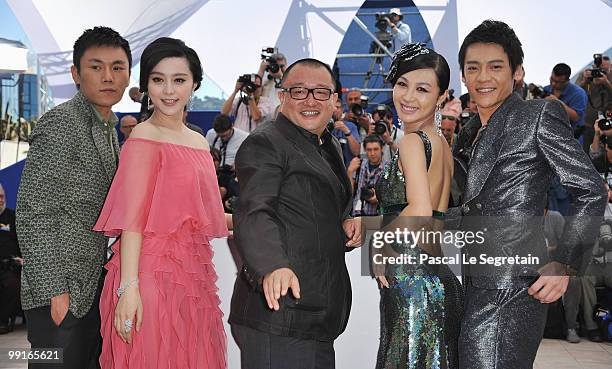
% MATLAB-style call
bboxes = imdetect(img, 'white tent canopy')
[0,37,28,73]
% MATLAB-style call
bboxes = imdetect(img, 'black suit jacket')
[454,94,606,288]
[229,113,353,341]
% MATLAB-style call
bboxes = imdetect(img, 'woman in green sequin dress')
[374,44,463,369]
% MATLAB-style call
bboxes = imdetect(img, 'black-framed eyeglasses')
[281,87,334,101]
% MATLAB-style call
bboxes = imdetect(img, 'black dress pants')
[232,324,335,369]
[0,269,20,323]
[24,297,102,369]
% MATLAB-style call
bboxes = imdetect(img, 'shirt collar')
[90,103,118,127]
[284,114,331,147]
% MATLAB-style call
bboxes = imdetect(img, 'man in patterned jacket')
[16,27,130,369]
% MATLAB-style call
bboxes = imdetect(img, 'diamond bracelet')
[116,278,139,297]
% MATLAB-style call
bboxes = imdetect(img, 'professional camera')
[360,185,375,201]
[589,53,605,81]
[261,47,280,74]
[237,74,258,94]
[374,13,392,30]
[459,112,475,126]
[373,104,388,135]
[370,13,393,54]
[349,95,369,119]
[597,110,612,131]
[528,83,550,99]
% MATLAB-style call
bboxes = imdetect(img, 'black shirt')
[291,123,350,209]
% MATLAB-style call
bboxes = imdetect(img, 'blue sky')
[0,0,32,47]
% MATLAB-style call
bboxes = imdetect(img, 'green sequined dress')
[374,131,463,369]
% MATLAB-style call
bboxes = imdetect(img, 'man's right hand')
[262,267,300,311]
[234,81,243,93]
[334,121,350,135]
[348,157,361,174]
[50,293,70,327]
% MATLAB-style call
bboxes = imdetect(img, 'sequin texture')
[375,132,463,369]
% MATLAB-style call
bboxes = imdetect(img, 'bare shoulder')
[398,131,426,152]
[185,128,210,150]
[128,121,164,141]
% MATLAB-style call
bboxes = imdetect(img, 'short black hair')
[387,44,450,95]
[280,58,335,89]
[213,114,233,133]
[139,37,203,93]
[73,26,131,73]
[363,134,384,148]
[552,63,571,79]
[458,20,524,74]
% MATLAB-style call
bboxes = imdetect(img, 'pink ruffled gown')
[94,138,228,369]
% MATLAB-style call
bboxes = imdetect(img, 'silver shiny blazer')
[456,93,606,289]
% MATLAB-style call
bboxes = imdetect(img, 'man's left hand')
[381,129,393,145]
[528,261,571,303]
[544,95,559,101]
[343,218,362,248]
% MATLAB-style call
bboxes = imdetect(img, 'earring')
[188,92,194,111]
[434,105,442,136]
[397,118,403,129]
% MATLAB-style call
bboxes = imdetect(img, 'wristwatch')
[345,131,351,136]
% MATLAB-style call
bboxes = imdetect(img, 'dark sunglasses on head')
[441,115,457,121]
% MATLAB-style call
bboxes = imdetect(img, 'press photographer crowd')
[1,10,612,369]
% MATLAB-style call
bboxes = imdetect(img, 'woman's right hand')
[114,287,143,344]
[376,276,390,289]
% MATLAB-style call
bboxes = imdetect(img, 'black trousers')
[231,324,335,369]
[458,280,548,369]
[0,269,20,322]
[24,296,102,369]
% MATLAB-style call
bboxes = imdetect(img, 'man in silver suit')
[455,20,606,368]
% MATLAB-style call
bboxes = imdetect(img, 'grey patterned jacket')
[16,92,119,318]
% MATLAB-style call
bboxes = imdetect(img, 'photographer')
[385,8,412,52]
[0,184,21,334]
[588,106,612,174]
[206,113,248,168]
[220,73,274,133]
[257,51,287,107]
[369,104,404,162]
[580,179,612,342]
[330,99,361,166]
[578,54,612,151]
[345,88,373,138]
[348,135,387,216]
[544,63,588,132]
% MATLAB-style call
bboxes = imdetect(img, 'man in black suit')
[230,58,361,369]
[455,20,606,369]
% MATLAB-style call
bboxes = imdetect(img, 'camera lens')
[374,122,387,135]
[598,119,612,131]
[351,104,364,117]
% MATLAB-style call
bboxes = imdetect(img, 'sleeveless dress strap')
[412,130,432,171]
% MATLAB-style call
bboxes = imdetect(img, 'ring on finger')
[124,319,133,333]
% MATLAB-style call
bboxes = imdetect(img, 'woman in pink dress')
[94,37,228,368]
